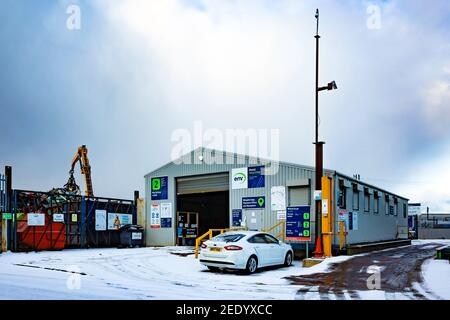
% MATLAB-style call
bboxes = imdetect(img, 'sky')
[0,0,449,212]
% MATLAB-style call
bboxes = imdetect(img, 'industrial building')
[144,148,409,250]
[414,213,450,239]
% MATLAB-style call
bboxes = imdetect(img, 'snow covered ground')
[420,241,450,300]
[0,246,316,300]
[0,241,448,300]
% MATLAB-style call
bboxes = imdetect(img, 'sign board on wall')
[352,212,358,231]
[95,209,107,231]
[286,206,311,241]
[161,218,172,228]
[151,176,168,200]
[248,166,265,188]
[232,209,242,227]
[53,213,64,223]
[28,213,45,226]
[242,197,265,209]
[150,203,161,228]
[271,186,286,211]
[161,203,173,218]
[408,204,421,216]
[107,213,132,230]
[277,211,286,220]
[338,210,349,231]
[231,168,248,189]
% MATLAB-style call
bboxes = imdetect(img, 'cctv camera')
[328,81,338,90]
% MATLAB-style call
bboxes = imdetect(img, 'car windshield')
[212,233,245,243]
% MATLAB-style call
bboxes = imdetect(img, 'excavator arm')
[64,145,94,197]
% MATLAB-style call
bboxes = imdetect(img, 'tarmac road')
[285,243,443,300]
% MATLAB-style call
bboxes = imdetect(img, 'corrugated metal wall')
[334,173,409,244]
[145,148,325,246]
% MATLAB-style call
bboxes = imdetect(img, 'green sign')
[152,178,161,191]
[257,197,265,207]
[151,176,168,200]
[2,213,12,220]
[242,196,266,209]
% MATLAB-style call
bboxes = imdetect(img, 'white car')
[199,231,294,274]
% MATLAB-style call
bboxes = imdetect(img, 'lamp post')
[313,9,337,258]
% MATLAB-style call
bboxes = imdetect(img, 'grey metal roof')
[144,147,331,178]
[144,147,409,200]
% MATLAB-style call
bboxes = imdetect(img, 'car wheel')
[207,266,219,271]
[246,255,258,274]
[284,251,293,266]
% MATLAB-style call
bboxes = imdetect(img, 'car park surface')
[0,240,449,300]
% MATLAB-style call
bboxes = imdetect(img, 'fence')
[11,189,136,252]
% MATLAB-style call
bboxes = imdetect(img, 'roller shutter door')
[177,173,229,195]
[288,186,310,206]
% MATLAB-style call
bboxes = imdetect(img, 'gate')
[11,189,136,252]
[84,197,136,247]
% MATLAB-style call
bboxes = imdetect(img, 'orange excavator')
[64,145,94,197]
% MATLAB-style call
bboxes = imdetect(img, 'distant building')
[417,213,450,239]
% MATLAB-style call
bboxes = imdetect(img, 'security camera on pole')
[313,9,338,258]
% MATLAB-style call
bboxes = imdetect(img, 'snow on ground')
[421,257,450,299]
[414,239,450,300]
[0,240,448,300]
[412,239,450,246]
[0,246,348,300]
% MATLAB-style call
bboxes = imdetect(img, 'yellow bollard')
[321,176,333,257]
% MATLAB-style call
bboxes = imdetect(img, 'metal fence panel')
[85,198,136,248]
[11,190,136,252]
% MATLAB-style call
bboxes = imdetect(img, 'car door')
[248,234,273,267]
[263,234,285,265]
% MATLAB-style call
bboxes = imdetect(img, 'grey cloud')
[0,0,449,208]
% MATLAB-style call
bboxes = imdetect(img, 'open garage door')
[176,173,230,245]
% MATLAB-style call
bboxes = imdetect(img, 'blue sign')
[242,196,265,209]
[161,218,172,228]
[348,211,353,230]
[248,166,265,188]
[286,206,311,241]
[232,209,242,227]
[151,176,168,200]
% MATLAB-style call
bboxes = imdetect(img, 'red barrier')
[17,214,65,250]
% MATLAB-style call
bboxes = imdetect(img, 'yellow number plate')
[210,247,222,252]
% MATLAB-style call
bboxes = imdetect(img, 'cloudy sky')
[0,0,449,212]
